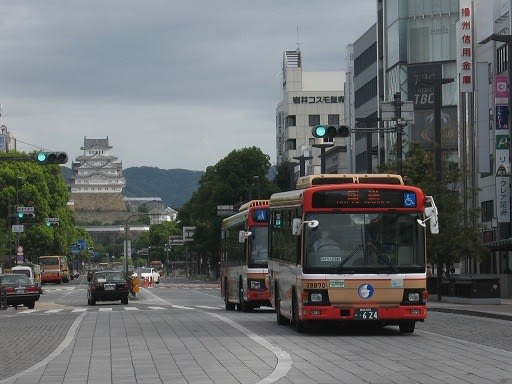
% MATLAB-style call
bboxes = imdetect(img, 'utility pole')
[394,92,404,176]
[421,78,454,188]
[380,96,414,176]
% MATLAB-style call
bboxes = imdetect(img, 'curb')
[429,306,512,321]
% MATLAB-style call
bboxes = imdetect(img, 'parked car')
[87,270,129,305]
[131,267,160,284]
[0,273,41,309]
[11,264,43,295]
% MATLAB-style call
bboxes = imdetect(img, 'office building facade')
[276,49,349,177]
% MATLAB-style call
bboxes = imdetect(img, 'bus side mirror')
[292,218,302,235]
[238,230,252,243]
[292,218,319,236]
[417,196,439,234]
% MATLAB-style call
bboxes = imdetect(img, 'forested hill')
[123,167,203,208]
[62,166,203,209]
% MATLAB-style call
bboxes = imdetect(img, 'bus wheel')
[224,283,235,311]
[292,291,306,333]
[399,321,415,334]
[275,290,288,325]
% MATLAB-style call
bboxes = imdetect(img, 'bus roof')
[238,199,269,212]
[270,182,425,210]
[222,200,269,230]
[295,173,404,189]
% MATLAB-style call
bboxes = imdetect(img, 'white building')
[71,137,125,194]
[276,49,349,177]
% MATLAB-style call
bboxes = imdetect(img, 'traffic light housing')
[35,151,68,165]
[46,218,60,228]
[16,207,35,222]
[311,124,350,139]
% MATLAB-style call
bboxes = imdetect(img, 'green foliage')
[379,143,488,271]
[0,151,89,266]
[178,147,273,273]
[273,160,297,191]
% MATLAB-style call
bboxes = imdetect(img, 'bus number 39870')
[305,281,328,289]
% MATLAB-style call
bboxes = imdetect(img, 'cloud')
[0,0,376,170]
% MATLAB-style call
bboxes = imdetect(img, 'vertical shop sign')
[458,0,474,93]
[495,74,510,222]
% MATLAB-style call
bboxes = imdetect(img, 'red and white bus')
[268,174,439,333]
[220,200,271,311]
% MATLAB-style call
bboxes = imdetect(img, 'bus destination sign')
[312,189,417,209]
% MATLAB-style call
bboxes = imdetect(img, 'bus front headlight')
[407,292,420,302]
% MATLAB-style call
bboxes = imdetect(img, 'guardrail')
[427,275,500,298]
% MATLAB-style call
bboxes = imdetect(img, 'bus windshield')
[39,257,59,266]
[249,226,268,267]
[303,212,425,274]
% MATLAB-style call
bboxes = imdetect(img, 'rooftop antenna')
[296,25,303,51]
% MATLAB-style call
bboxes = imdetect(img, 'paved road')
[0,281,511,384]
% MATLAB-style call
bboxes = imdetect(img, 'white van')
[12,264,42,294]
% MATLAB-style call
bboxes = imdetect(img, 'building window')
[308,115,320,126]
[285,139,296,150]
[328,114,340,125]
[497,44,508,74]
[286,115,296,127]
[481,200,494,223]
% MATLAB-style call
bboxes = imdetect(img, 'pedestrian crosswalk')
[1,304,225,316]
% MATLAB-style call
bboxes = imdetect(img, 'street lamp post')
[312,142,334,174]
[293,155,313,177]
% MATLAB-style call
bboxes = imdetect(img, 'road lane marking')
[143,289,293,383]
[0,312,86,384]
[18,309,38,314]
[72,308,87,313]
[196,305,223,310]
[98,307,113,312]
[208,311,292,384]
[172,305,195,310]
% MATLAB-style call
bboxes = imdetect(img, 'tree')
[380,143,488,299]
[273,160,297,191]
[0,151,87,266]
[178,147,272,276]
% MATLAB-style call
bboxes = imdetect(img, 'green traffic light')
[17,212,24,219]
[36,152,47,163]
[312,125,327,138]
[35,151,68,165]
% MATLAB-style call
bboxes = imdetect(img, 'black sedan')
[0,273,41,309]
[87,270,129,305]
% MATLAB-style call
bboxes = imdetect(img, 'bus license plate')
[354,308,378,320]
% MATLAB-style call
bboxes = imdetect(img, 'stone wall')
[71,192,128,225]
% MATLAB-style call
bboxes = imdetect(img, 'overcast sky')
[0,1,376,171]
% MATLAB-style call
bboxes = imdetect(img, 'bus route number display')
[312,189,417,209]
